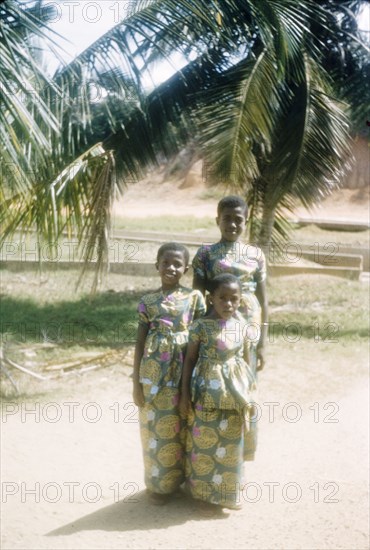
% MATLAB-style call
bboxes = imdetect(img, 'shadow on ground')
[46,490,230,536]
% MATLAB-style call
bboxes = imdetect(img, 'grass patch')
[1,271,367,350]
[111,216,369,248]
[1,269,368,398]
[0,268,142,349]
[291,224,369,248]
[112,215,217,234]
[1,291,139,348]
[0,270,142,397]
[198,187,226,201]
[267,275,369,341]
[3,225,367,268]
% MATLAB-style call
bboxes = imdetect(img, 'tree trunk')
[257,203,276,263]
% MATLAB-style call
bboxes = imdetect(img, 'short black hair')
[156,242,190,265]
[208,273,242,294]
[217,195,248,217]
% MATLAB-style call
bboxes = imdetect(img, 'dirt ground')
[113,172,370,222]
[1,183,369,550]
[1,341,369,550]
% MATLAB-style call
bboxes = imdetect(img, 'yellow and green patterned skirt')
[185,403,255,509]
[139,387,186,494]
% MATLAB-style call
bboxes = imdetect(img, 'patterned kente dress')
[185,316,257,509]
[192,241,266,372]
[138,286,205,494]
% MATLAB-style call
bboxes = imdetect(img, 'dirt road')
[1,339,368,550]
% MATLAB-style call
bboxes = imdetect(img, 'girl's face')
[156,250,188,289]
[216,206,246,242]
[210,282,241,320]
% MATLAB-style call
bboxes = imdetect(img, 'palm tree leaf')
[198,49,281,188]
[1,0,358,283]
[254,54,351,248]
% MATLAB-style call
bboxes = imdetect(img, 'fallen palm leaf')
[4,356,48,380]
[44,349,129,372]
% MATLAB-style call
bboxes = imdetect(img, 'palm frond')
[253,54,351,247]
[1,143,117,291]
[75,150,117,293]
[1,0,359,283]
[198,49,281,188]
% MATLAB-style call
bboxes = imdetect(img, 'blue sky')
[44,0,186,86]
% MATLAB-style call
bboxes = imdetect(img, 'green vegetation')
[113,216,217,234]
[2,0,369,287]
[1,270,367,350]
[0,291,138,348]
[112,217,370,247]
[1,224,368,268]
[1,267,367,397]
[267,275,369,341]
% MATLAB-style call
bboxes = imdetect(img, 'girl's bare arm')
[255,279,268,370]
[179,340,200,416]
[132,323,149,407]
[192,273,206,296]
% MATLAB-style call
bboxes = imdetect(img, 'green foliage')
[307,0,370,133]
[113,215,216,233]
[1,284,139,347]
[267,275,369,340]
[1,0,368,283]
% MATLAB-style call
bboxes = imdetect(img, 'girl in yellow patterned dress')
[133,243,205,504]
[180,273,256,512]
[192,195,268,373]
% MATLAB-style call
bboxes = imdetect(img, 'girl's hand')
[179,394,190,418]
[133,383,145,407]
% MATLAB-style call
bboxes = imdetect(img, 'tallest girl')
[192,195,268,373]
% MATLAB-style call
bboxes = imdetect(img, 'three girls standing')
[133,196,268,511]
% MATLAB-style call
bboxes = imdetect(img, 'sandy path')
[1,340,368,550]
[113,178,370,222]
